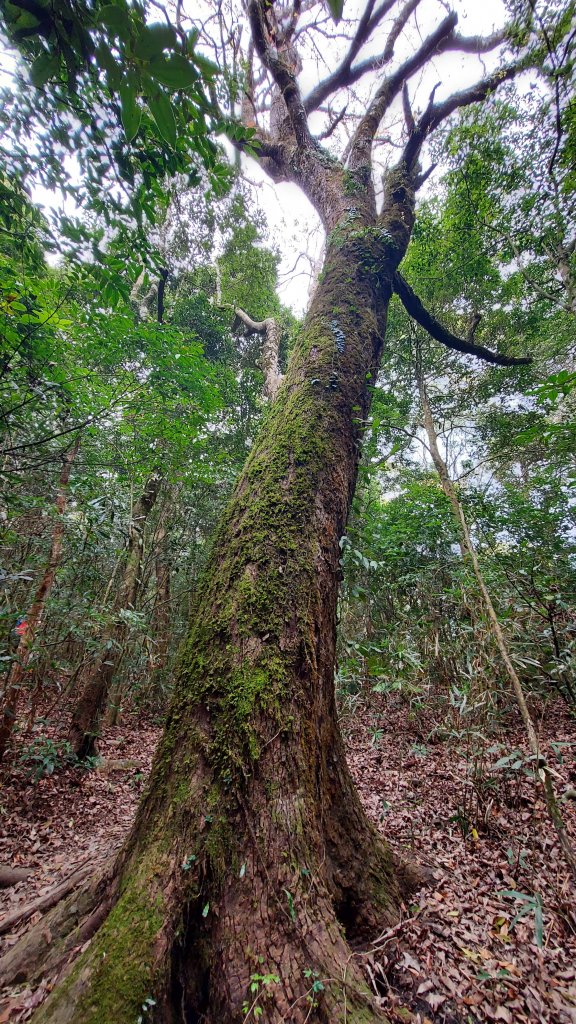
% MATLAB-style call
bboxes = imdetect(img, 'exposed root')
[0,857,116,988]
[0,866,31,889]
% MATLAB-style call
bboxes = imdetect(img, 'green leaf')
[325,0,344,22]
[119,82,141,141]
[499,889,530,901]
[96,42,121,89]
[190,52,219,80]
[13,10,41,30]
[202,902,209,917]
[134,23,177,60]
[148,91,177,148]
[30,51,60,88]
[97,4,131,40]
[534,903,544,947]
[283,888,296,921]
[148,53,198,90]
[492,753,519,771]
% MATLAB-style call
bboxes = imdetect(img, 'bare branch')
[247,0,312,148]
[232,308,284,399]
[444,28,507,53]
[304,0,420,113]
[401,82,415,134]
[393,273,532,366]
[402,62,521,169]
[316,104,348,140]
[347,11,457,168]
[382,0,422,63]
[414,162,436,189]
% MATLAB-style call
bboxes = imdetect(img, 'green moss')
[78,889,163,1024]
[340,1008,388,1023]
[165,371,335,780]
[329,981,388,1023]
[172,779,190,806]
[342,165,371,196]
[36,860,165,1024]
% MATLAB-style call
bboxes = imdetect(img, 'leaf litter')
[346,692,576,1024]
[0,694,574,1022]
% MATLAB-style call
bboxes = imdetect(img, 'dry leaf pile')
[0,719,159,921]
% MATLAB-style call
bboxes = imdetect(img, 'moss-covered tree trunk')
[23,172,419,1024]
[68,470,163,758]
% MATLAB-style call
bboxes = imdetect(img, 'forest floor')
[0,693,575,1023]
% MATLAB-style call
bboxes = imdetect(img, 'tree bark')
[25,170,421,1024]
[0,435,81,762]
[68,471,163,758]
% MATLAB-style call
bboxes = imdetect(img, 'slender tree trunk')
[0,435,81,762]
[417,366,576,879]
[144,521,171,706]
[68,470,163,758]
[20,172,423,1024]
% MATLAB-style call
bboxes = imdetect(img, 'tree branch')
[444,28,507,53]
[403,62,521,169]
[232,308,284,399]
[401,81,415,134]
[247,0,312,148]
[347,11,458,168]
[305,0,424,114]
[393,273,532,366]
[315,104,348,140]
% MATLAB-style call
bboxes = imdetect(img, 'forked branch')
[402,63,522,170]
[348,11,458,167]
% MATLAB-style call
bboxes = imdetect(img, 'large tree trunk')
[68,470,163,758]
[0,435,81,762]
[21,174,421,1024]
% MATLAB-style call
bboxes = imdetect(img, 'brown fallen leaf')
[416,980,434,995]
[425,992,447,1010]
[400,951,420,973]
[462,993,484,1006]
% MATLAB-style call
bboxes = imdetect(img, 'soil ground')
[0,693,575,1022]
